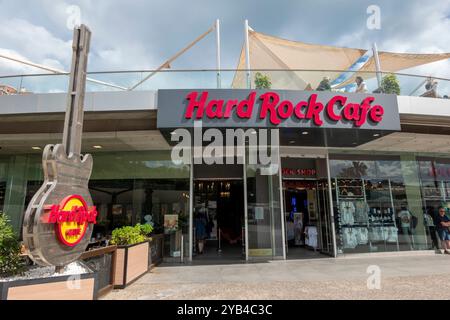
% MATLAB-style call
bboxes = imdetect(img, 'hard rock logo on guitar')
[45,195,97,247]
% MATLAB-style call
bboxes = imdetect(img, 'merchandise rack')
[334,178,400,253]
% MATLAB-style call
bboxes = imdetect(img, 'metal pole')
[217,227,222,254]
[180,234,184,263]
[325,152,338,258]
[129,25,215,90]
[372,42,382,90]
[215,19,221,89]
[189,148,194,262]
[409,78,427,96]
[0,53,127,91]
[244,19,251,89]
[243,140,249,261]
[277,132,287,260]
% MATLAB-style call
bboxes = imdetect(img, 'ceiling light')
[31,146,41,150]
[289,140,296,144]
[373,133,380,137]
[301,131,309,135]
[93,145,103,149]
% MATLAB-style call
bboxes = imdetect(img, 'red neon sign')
[184,91,384,127]
[282,168,317,176]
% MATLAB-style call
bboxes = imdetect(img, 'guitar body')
[22,144,94,267]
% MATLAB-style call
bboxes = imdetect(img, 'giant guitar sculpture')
[22,25,97,267]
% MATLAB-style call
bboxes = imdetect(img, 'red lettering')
[260,92,281,125]
[182,91,385,127]
[48,205,60,223]
[355,97,373,127]
[326,96,346,121]
[46,205,97,224]
[306,94,324,126]
[294,101,307,119]
[224,100,238,118]
[206,100,224,118]
[237,92,255,118]
[278,101,293,119]
[185,91,208,119]
[369,105,384,122]
[66,228,81,237]
[343,103,360,122]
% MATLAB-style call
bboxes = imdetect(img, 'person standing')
[434,206,450,254]
[194,211,207,254]
[355,76,368,93]
[397,206,414,250]
[424,208,439,251]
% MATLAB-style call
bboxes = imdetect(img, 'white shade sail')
[335,51,450,88]
[233,29,450,91]
[232,30,367,89]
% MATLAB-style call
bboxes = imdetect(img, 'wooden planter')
[0,268,97,300]
[80,245,117,298]
[149,234,164,269]
[114,241,149,289]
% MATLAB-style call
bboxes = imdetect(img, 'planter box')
[0,265,97,300]
[149,234,164,268]
[80,246,117,298]
[114,241,149,289]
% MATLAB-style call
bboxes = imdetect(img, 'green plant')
[136,223,153,236]
[110,225,147,246]
[0,214,23,277]
[380,74,401,95]
[254,72,272,89]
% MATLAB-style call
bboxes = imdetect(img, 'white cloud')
[0,0,448,84]
[0,18,71,74]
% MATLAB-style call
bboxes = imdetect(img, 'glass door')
[246,164,284,259]
[317,179,334,255]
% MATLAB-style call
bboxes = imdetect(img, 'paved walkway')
[103,253,450,300]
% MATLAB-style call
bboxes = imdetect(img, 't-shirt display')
[398,210,412,228]
[305,226,319,249]
[335,178,400,253]
[340,201,355,225]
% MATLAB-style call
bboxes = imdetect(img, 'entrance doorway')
[281,156,335,259]
[193,179,245,261]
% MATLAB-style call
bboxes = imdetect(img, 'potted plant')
[146,222,164,267]
[380,74,401,95]
[254,72,272,89]
[0,214,97,300]
[136,223,158,269]
[110,224,151,288]
[0,214,24,279]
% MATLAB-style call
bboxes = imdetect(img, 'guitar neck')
[62,25,91,156]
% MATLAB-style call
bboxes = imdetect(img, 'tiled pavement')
[103,253,450,300]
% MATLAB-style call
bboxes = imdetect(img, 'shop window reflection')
[331,155,431,254]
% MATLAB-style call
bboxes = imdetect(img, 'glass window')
[88,150,190,260]
[330,152,431,254]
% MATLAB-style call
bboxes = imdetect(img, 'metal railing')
[0,69,449,99]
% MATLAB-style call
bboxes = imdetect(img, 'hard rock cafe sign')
[22,25,96,267]
[46,195,97,247]
[157,89,401,131]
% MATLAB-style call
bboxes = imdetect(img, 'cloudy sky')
[0,0,449,87]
